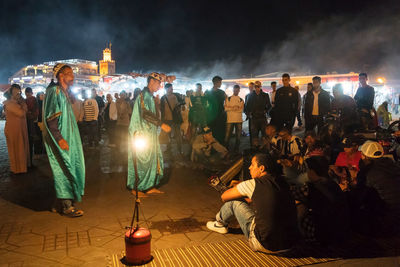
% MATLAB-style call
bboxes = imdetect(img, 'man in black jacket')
[354,73,375,130]
[270,73,299,131]
[245,81,271,148]
[303,76,331,133]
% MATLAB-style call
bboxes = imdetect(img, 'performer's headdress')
[149,72,163,82]
[53,63,67,77]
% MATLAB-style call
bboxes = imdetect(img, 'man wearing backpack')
[161,83,184,156]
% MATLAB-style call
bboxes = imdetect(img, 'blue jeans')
[216,200,255,238]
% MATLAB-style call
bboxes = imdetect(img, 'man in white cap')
[358,141,400,230]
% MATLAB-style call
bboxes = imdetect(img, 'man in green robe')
[127,72,171,196]
[205,76,227,144]
[43,63,85,217]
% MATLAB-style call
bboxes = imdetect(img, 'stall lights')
[377,77,385,84]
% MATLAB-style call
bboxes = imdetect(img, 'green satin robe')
[43,85,85,201]
[127,88,163,191]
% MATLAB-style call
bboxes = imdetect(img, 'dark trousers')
[105,120,117,145]
[85,120,98,146]
[27,119,35,165]
[164,120,182,154]
[250,117,267,147]
[97,115,103,140]
[116,125,129,150]
[33,122,45,154]
[248,118,252,147]
[225,122,242,151]
[209,114,226,145]
[296,111,303,127]
[305,115,324,133]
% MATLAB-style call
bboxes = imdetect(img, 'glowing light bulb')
[133,136,147,151]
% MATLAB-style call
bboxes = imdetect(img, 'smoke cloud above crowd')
[0,0,399,84]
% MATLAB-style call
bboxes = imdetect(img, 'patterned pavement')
[0,120,399,267]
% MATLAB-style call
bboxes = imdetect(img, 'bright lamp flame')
[133,136,147,151]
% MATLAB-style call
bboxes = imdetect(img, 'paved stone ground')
[0,120,399,267]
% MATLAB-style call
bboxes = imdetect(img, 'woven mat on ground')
[107,239,341,267]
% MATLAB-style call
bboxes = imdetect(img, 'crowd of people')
[2,67,400,253]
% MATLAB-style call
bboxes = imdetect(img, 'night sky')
[1,0,400,83]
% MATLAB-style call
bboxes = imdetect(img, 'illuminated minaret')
[99,43,115,75]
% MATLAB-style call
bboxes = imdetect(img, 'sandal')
[61,207,84,218]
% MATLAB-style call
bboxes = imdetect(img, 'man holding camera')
[207,153,298,253]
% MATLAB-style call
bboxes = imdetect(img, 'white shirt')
[270,91,276,106]
[225,95,244,123]
[312,90,320,116]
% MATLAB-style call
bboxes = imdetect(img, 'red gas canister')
[125,228,152,265]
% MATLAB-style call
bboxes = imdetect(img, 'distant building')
[9,59,100,89]
[99,43,115,76]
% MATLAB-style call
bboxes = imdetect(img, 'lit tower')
[99,43,115,75]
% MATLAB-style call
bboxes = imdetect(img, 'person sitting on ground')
[303,131,319,158]
[377,101,392,128]
[291,154,350,244]
[319,122,342,164]
[356,141,400,233]
[191,126,228,164]
[330,136,362,191]
[274,127,304,184]
[207,153,299,253]
[259,124,277,152]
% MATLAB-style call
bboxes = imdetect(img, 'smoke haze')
[1,0,400,84]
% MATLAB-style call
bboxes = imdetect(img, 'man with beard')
[127,73,171,196]
[43,64,85,217]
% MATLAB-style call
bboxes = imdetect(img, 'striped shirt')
[83,99,99,121]
[237,179,255,198]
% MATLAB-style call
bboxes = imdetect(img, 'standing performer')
[43,64,85,217]
[127,73,171,196]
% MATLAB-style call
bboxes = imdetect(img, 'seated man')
[357,141,400,232]
[291,155,350,244]
[191,126,228,163]
[274,127,304,184]
[330,136,362,191]
[259,124,278,152]
[207,154,298,253]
